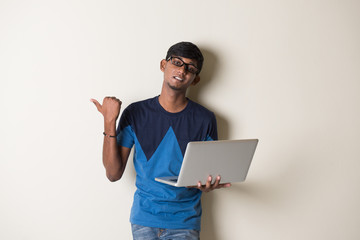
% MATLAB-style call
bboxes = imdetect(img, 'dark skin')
[91,56,231,192]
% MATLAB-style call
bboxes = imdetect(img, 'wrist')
[103,132,118,138]
[104,117,117,125]
[104,120,117,135]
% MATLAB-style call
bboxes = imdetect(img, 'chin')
[167,83,185,91]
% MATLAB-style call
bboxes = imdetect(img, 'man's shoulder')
[119,97,157,125]
[188,99,215,117]
[126,96,157,111]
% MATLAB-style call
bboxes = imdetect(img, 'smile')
[174,76,184,81]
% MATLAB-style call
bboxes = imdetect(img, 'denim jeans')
[131,224,200,240]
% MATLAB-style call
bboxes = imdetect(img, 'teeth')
[175,76,183,81]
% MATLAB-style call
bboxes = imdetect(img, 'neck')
[158,86,188,113]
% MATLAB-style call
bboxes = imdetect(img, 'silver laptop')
[155,139,258,187]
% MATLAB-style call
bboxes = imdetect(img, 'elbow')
[108,177,120,182]
[106,171,122,182]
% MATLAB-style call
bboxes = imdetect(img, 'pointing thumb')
[90,98,102,112]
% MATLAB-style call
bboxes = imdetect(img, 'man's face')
[160,56,200,92]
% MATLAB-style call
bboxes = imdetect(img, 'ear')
[191,75,201,86]
[160,59,166,72]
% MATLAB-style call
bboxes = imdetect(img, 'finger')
[90,99,102,112]
[105,96,122,105]
[196,181,206,191]
[222,183,232,188]
[109,96,120,102]
[205,176,212,190]
[218,183,232,189]
[212,175,221,189]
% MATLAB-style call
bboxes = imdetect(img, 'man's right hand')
[91,97,129,182]
[90,97,122,123]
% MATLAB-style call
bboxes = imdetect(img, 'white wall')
[1,0,359,239]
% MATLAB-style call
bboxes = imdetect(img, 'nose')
[178,64,188,74]
[176,65,186,75]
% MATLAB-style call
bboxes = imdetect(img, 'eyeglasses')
[166,56,199,75]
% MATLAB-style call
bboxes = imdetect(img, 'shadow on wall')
[186,47,230,141]
[186,47,218,104]
[187,47,230,240]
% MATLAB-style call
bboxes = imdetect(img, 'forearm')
[91,96,126,181]
[102,120,124,182]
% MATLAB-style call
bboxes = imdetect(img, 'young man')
[91,42,231,239]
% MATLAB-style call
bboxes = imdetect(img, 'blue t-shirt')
[117,96,218,230]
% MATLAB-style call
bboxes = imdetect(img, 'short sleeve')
[116,107,135,148]
[205,112,218,141]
